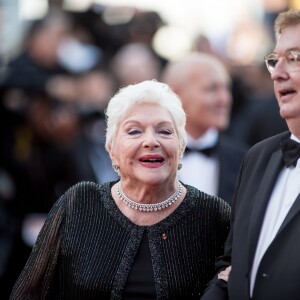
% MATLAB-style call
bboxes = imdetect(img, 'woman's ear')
[180,145,185,158]
[109,149,120,176]
[108,151,115,163]
[106,143,113,157]
[108,146,118,165]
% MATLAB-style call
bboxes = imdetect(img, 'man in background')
[162,52,248,205]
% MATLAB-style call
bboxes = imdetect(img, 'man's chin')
[279,109,298,121]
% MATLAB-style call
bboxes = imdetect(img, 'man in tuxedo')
[162,53,248,205]
[201,9,300,300]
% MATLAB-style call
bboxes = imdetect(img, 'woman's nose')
[142,130,159,148]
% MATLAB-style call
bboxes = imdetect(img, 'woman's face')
[109,103,182,186]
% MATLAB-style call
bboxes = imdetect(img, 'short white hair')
[105,80,187,152]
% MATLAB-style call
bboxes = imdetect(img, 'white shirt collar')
[291,133,300,143]
[186,128,219,149]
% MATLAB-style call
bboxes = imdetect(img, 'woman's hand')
[217,266,231,282]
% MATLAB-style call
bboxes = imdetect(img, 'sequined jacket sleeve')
[10,191,66,299]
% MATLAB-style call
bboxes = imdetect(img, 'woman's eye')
[128,129,141,135]
[159,129,172,135]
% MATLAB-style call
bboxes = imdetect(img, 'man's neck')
[286,120,300,140]
[185,124,208,139]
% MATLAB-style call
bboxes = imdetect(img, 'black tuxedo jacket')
[201,131,300,300]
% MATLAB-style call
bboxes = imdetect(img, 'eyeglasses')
[264,50,300,74]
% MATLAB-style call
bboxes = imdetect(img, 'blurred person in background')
[110,42,163,87]
[63,68,120,185]
[0,8,114,297]
[0,10,81,298]
[217,10,289,147]
[162,52,248,205]
[1,10,73,93]
[10,80,230,299]
[192,33,217,55]
[190,29,288,149]
[225,62,288,147]
[70,4,165,63]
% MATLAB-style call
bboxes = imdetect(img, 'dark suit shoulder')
[236,131,289,182]
[218,134,249,155]
[247,130,290,156]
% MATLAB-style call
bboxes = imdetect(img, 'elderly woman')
[10,80,230,299]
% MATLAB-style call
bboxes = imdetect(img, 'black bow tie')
[280,138,300,168]
[184,145,217,157]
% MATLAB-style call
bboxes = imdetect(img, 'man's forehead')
[275,25,300,52]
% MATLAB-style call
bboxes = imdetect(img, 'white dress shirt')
[250,134,300,296]
[179,128,219,196]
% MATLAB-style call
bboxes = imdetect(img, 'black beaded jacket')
[10,181,230,299]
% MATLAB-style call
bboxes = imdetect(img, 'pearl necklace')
[116,181,183,212]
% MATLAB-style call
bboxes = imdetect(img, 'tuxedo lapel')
[247,149,283,267]
[277,192,300,235]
